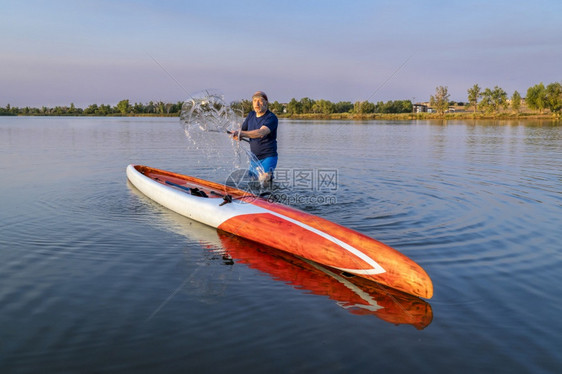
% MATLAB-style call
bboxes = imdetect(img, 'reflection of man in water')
[232,91,278,184]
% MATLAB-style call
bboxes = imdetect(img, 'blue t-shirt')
[241,110,278,160]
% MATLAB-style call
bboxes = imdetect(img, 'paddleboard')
[126,164,433,299]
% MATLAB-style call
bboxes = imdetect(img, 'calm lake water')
[1,116,561,373]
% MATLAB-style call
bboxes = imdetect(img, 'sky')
[1,0,561,107]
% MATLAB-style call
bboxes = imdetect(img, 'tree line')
[231,98,414,116]
[0,100,184,116]
[430,81,562,115]
[0,97,415,117]
[1,80,560,117]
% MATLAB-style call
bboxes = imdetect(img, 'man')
[233,91,278,183]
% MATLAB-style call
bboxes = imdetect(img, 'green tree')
[10,104,23,115]
[286,98,302,115]
[156,101,166,114]
[479,86,507,114]
[491,86,508,112]
[479,88,494,113]
[429,86,450,114]
[526,83,547,113]
[229,99,252,117]
[333,101,353,113]
[0,104,12,115]
[353,101,375,114]
[402,100,414,113]
[52,106,65,116]
[240,99,253,115]
[116,99,131,115]
[95,104,112,116]
[511,91,521,113]
[299,97,314,113]
[545,82,562,113]
[133,102,145,114]
[269,100,284,114]
[386,100,413,113]
[467,84,481,114]
[312,99,334,115]
[171,101,183,114]
[84,104,98,115]
[145,101,156,114]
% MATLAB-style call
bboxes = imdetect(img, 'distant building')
[413,103,428,113]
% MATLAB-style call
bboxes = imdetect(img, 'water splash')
[179,89,268,189]
[180,89,242,140]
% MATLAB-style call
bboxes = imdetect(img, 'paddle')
[165,181,208,197]
[165,180,238,205]
[226,130,250,143]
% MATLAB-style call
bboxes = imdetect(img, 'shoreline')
[277,112,561,121]
[3,112,560,121]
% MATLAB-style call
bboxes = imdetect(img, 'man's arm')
[239,125,271,139]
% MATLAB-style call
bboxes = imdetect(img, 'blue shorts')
[249,156,278,179]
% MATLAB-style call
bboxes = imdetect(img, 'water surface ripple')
[1,117,560,373]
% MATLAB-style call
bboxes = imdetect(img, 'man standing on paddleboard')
[232,91,278,185]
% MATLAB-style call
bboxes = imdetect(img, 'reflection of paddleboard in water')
[216,233,433,329]
[126,164,433,299]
